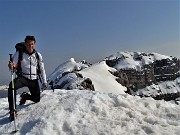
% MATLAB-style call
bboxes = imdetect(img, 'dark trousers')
[8,76,40,111]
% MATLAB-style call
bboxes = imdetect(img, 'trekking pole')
[49,81,54,92]
[9,54,18,133]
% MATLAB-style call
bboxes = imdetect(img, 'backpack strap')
[34,51,42,83]
[35,51,41,75]
[16,51,23,76]
[15,42,25,77]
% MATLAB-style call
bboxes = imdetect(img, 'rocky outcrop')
[154,57,180,81]
[47,58,94,91]
[81,78,95,91]
[49,72,94,91]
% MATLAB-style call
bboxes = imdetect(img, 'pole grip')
[9,54,14,71]
[9,54,13,62]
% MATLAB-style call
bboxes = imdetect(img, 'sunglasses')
[26,36,35,39]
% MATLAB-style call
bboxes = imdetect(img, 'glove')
[41,83,48,91]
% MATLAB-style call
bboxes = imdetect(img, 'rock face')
[154,58,180,82]
[81,78,95,91]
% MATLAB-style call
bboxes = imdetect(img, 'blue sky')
[0,0,179,85]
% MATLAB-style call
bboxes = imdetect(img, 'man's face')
[25,40,35,53]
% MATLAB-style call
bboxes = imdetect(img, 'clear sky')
[0,0,179,85]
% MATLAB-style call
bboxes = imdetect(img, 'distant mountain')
[0,85,8,90]
[47,51,180,101]
[105,51,173,71]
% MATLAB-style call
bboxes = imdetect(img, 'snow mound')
[0,90,180,135]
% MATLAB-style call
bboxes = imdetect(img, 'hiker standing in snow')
[8,35,48,121]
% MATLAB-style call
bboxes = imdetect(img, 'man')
[8,35,48,121]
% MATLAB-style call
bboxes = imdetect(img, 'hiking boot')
[19,92,30,105]
[9,109,17,122]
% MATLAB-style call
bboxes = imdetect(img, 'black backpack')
[15,42,41,78]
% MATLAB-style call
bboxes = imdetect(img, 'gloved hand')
[8,61,15,69]
[41,83,48,91]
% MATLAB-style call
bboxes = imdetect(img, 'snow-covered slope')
[80,61,126,94]
[0,90,180,135]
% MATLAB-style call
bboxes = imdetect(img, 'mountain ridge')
[47,51,180,101]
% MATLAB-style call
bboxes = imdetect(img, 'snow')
[79,61,126,94]
[159,79,180,94]
[0,89,180,135]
